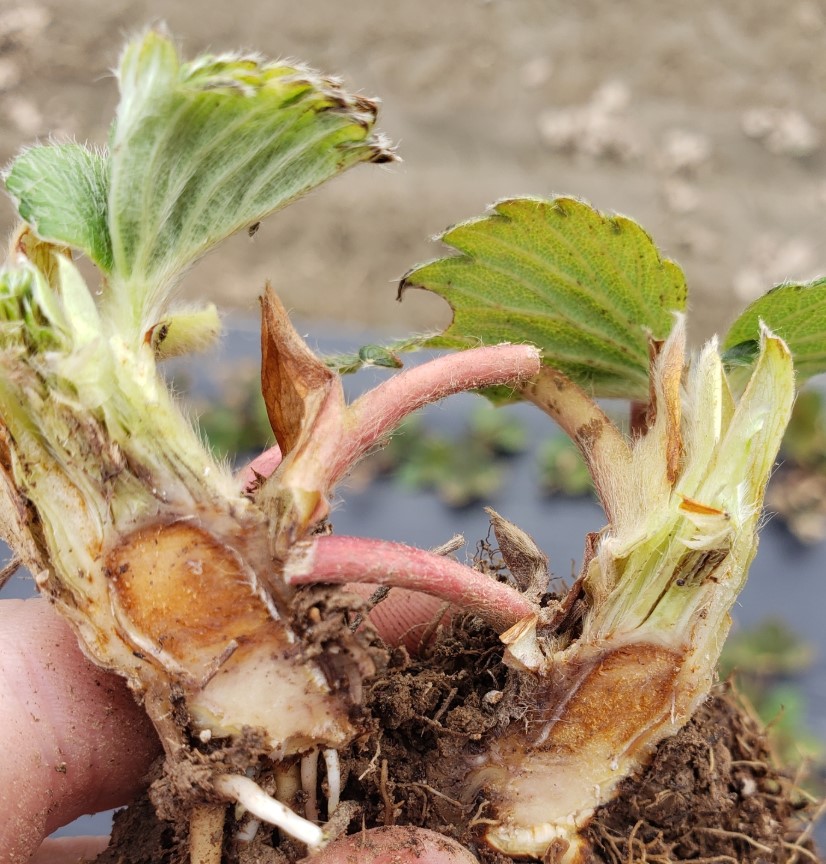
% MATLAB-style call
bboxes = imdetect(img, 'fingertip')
[240,445,283,491]
[306,826,478,864]
[346,585,451,653]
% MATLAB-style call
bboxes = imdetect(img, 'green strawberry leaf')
[106,29,393,330]
[4,144,112,272]
[399,197,687,399]
[723,277,826,381]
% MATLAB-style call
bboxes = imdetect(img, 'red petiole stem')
[241,344,541,493]
[284,534,536,633]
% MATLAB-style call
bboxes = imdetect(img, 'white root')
[235,817,262,843]
[214,774,324,851]
[274,761,301,804]
[300,749,320,822]
[323,748,341,814]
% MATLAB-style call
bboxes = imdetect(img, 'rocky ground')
[1,0,825,344]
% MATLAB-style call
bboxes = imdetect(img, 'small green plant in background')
[720,619,823,772]
[767,387,826,543]
[538,435,594,497]
[179,362,273,461]
[373,406,527,507]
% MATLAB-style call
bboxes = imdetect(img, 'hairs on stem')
[285,535,536,633]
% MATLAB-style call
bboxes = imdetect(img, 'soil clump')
[349,612,821,863]
[90,608,822,864]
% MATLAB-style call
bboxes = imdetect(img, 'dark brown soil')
[344,610,821,864]
[93,792,176,864]
[96,601,821,864]
[588,690,818,864]
[344,613,527,848]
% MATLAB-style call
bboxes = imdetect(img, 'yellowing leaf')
[400,197,686,399]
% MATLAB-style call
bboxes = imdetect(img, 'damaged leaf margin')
[399,196,687,401]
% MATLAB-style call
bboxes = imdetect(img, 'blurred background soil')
[1,0,826,342]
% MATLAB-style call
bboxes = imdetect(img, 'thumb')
[0,599,160,863]
[305,826,478,864]
[345,584,451,654]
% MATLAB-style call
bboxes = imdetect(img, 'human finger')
[305,825,478,864]
[0,599,160,863]
[344,584,451,654]
[29,835,109,864]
